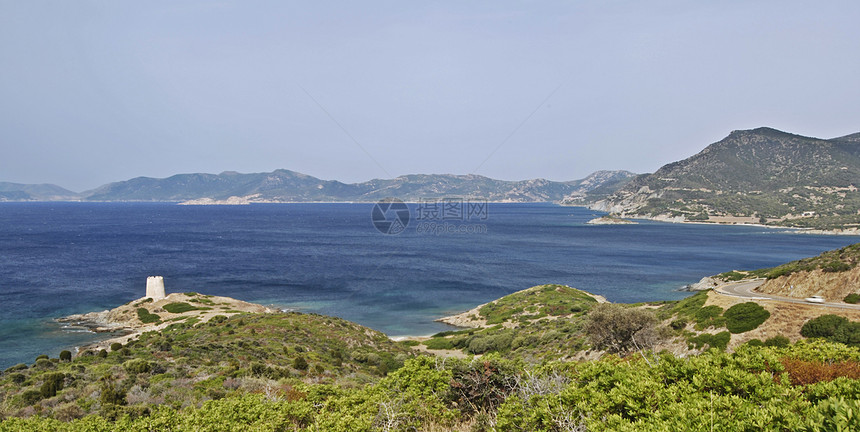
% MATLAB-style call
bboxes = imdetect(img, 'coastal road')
[715,279,860,311]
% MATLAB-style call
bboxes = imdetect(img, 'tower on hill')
[145,276,166,300]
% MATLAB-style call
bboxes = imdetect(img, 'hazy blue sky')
[2,1,859,191]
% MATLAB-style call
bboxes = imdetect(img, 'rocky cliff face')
[755,267,860,302]
[560,170,637,204]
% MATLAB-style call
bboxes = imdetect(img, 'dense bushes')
[694,305,725,329]
[724,302,770,333]
[688,331,731,350]
[801,397,860,432]
[136,307,161,324]
[8,342,860,431]
[801,314,860,346]
[765,335,791,347]
[163,302,200,314]
[123,358,152,374]
[38,372,64,398]
[293,356,309,371]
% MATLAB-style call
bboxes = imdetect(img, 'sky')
[2,1,859,192]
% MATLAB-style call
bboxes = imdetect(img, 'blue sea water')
[1,202,858,369]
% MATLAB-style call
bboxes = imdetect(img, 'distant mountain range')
[0,170,636,203]
[6,126,859,230]
[594,127,860,230]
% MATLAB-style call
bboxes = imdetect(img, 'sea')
[1,202,858,369]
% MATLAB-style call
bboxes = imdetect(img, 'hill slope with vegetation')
[7,333,860,430]
[1,312,415,422]
[718,243,860,301]
[594,127,860,230]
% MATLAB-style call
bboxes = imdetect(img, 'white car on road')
[805,295,825,304]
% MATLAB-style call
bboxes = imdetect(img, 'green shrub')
[110,342,122,352]
[822,261,852,273]
[688,331,731,350]
[694,305,726,329]
[746,339,764,347]
[764,335,791,347]
[250,362,268,377]
[660,290,708,320]
[293,356,308,371]
[801,397,860,432]
[718,271,749,282]
[468,336,493,354]
[802,315,850,339]
[801,315,860,346]
[424,337,455,350]
[163,302,198,313]
[99,381,126,406]
[8,373,26,384]
[137,308,161,324]
[39,372,64,398]
[20,389,42,405]
[123,359,152,374]
[34,358,54,369]
[724,302,770,333]
[844,294,860,304]
[670,318,688,330]
[59,350,72,362]
[4,363,27,373]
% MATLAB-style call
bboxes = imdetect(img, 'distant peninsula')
[0,170,635,204]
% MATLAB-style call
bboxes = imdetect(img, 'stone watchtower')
[145,276,166,300]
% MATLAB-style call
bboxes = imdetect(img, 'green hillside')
[597,128,860,229]
[5,322,860,430]
[718,243,860,281]
[0,312,414,421]
[6,279,860,430]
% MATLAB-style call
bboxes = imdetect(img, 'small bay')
[0,202,857,368]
